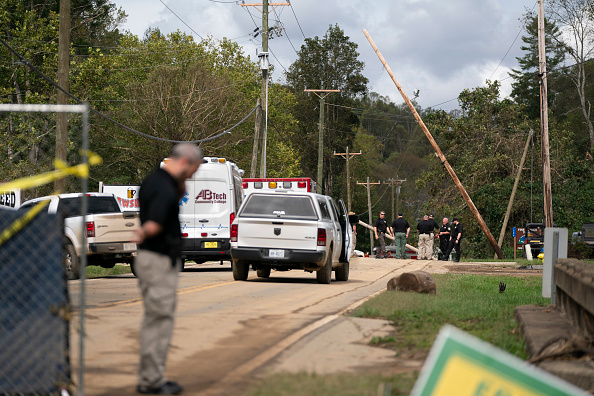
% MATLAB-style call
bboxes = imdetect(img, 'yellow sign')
[412,325,582,396]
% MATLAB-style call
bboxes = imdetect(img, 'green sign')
[411,325,583,396]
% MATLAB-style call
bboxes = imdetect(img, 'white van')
[179,157,244,265]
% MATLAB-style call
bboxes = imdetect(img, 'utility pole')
[304,89,340,194]
[538,0,554,228]
[357,177,381,254]
[363,29,505,259]
[333,146,362,212]
[384,177,406,221]
[56,0,70,193]
[242,2,289,177]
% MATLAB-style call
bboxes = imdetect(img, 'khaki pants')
[136,249,181,387]
[418,234,431,260]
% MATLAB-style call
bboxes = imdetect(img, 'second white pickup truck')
[230,191,356,284]
[19,193,139,279]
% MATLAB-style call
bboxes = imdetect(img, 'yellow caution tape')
[0,151,103,246]
[0,200,50,247]
[0,151,102,192]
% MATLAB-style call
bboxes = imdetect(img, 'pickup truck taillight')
[230,224,238,242]
[317,228,326,246]
[86,221,95,237]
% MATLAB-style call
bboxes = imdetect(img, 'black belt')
[420,232,431,234]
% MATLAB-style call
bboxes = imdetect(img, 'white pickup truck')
[19,193,139,279]
[230,191,356,284]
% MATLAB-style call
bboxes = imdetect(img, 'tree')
[547,0,594,151]
[285,24,368,193]
[509,13,566,119]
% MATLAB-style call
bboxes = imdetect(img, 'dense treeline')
[1,1,593,257]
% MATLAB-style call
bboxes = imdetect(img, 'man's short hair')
[453,218,458,222]
[423,215,429,219]
[170,143,203,165]
[398,212,403,216]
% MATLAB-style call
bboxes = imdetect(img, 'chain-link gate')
[0,103,92,396]
[0,209,71,395]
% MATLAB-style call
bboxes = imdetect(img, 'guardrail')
[554,258,594,340]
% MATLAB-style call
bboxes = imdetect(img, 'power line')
[0,35,257,144]
[289,3,306,39]
[158,0,204,40]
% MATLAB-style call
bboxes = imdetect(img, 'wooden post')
[56,0,70,193]
[333,147,362,212]
[357,178,381,254]
[362,28,504,259]
[494,130,533,258]
[537,0,554,228]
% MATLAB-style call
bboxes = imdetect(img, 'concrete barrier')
[554,258,594,340]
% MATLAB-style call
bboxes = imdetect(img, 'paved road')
[68,257,448,395]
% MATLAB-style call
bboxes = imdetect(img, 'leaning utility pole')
[333,146,362,212]
[385,177,406,221]
[56,0,70,193]
[304,89,340,194]
[363,28,504,259]
[537,0,554,228]
[242,1,289,177]
[357,177,381,253]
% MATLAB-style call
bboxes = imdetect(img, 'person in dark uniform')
[389,212,410,259]
[427,214,439,259]
[443,218,463,262]
[438,217,451,260]
[373,211,389,258]
[417,215,434,260]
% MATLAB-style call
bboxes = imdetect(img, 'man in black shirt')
[428,214,439,260]
[443,218,463,262]
[134,143,203,395]
[417,215,434,260]
[373,211,388,258]
[438,217,451,260]
[390,212,410,259]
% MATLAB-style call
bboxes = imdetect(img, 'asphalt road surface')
[68,257,451,395]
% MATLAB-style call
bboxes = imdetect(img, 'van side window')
[317,199,332,220]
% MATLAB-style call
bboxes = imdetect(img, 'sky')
[110,0,537,111]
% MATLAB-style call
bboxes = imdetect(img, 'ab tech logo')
[179,191,189,206]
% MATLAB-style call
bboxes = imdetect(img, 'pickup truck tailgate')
[237,218,318,250]
[90,213,139,242]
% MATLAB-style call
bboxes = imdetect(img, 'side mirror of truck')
[348,214,360,225]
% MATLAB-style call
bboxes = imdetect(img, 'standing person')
[390,212,410,259]
[373,211,389,258]
[427,214,439,260]
[416,215,433,260]
[438,217,451,260]
[134,143,203,395]
[443,218,463,262]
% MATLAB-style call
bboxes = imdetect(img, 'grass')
[241,372,417,396]
[242,273,548,396]
[352,274,548,359]
[85,264,132,278]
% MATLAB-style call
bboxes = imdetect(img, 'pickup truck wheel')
[316,250,332,284]
[256,268,271,278]
[130,261,137,277]
[64,244,80,280]
[335,261,349,281]
[232,260,249,281]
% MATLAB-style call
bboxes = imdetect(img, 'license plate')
[204,241,218,248]
[269,249,285,258]
[123,243,136,251]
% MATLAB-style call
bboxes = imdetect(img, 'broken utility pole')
[363,28,504,259]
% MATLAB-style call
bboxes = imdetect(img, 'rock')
[387,271,437,295]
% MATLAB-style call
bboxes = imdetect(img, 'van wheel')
[257,267,271,278]
[335,261,349,281]
[64,244,80,280]
[232,260,249,281]
[316,250,332,284]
